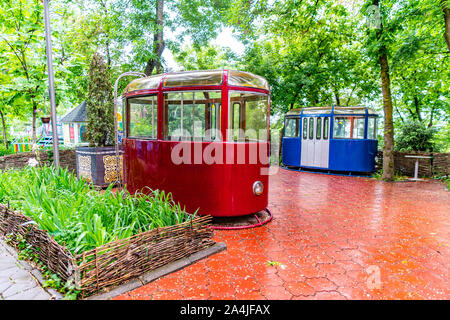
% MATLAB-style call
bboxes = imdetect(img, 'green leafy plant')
[0,144,13,156]
[0,166,192,255]
[85,53,114,147]
[395,120,438,152]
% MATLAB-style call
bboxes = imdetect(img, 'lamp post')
[43,0,60,169]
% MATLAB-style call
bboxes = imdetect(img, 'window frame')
[367,116,378,140]
[323,117,329,140]
[302,118,308,140]
[228,90,270,142]
[316,117,322,140]
[163,90,222,141]
[127,95,158,140]
[352,116,365,140]
[284,117,299,138]
[308,117,314,140]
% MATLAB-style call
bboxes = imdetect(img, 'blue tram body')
[282,106,379,173]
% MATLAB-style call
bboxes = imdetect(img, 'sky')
[162,26,245,71]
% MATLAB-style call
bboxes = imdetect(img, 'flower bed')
[0,166,216,297]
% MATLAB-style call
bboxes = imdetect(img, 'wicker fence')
[376,151,449,177]
[0,203,215,297]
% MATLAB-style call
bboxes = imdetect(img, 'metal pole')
[113,72,147,186]
[414,159,419,180]
[43,0,60,169]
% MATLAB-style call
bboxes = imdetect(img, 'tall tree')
[0,0,46,144]
[364,0,395,180]
[442,0,450,51]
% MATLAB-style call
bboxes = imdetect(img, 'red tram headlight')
[253,181,264,196]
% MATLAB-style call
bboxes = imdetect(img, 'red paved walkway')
[115,169,450,300]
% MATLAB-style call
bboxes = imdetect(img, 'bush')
[0,144,12,156]
[395,120,437,152]
[85,53,114,147]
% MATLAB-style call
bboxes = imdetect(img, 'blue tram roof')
[286,106,377,117]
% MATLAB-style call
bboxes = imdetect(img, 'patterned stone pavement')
[115,169,450,300]
[0,240,53,300]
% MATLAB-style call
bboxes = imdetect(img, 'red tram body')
[122,70,271,217]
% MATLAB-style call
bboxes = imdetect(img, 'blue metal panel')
[329,139,378,172]
[282,106,379,173]
[282,137,301,166]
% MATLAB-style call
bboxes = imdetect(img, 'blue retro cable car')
[281,106,379,173]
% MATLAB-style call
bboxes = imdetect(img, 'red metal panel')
[122,71,271,217]
[123,139,268,216]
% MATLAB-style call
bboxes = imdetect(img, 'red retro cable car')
[122,70,271,219]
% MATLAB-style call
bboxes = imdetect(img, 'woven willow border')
[0,204,215,296]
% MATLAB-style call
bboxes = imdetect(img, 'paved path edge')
[87,242,227,300]
[0,239,64,300]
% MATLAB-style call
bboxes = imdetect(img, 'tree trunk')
[32,102,37,145]
[379,53,395,181]
[442,0,450,52]
[413,96,422,121]
[373,0,395,181]
[0,109,7,147]
[334,90,341,106]
[145,0,165,75]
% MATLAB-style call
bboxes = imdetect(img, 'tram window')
[164,91,221,141]
[284,118,298,138]
[302,118,308,139]
[128,95,157,139]
[367,117,377,139]
[308,118,314,140]
[353,117,365,139]
[208,102,221,140]
[229,91,269,142]
[323,117,329,140]
[333,117,351,139]
[316,118,322,140]
[232,102,242,140]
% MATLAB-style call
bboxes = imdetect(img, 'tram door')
[301,117,330,168]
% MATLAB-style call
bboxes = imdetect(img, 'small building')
[61,101,88,147]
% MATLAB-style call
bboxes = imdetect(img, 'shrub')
[85,53,114,147]
[0,144,12,156]
[395,120,437,152]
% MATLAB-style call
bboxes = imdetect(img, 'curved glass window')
[303,107,332,115]
[163,91,221,141]
[228,70,270,90]
[333,117,351,138]
[333,107,366,115]
[163,70,223,87]
[126,75,162,93]
[308,118,314,140]
[228,91,269,142]
[333,116,365,139]
[302,118,308,139]
[128,95,157,139]
[316,118,322,140]
[284,118,299,138]
[323,117,329,140]
[367,117,378,139]
[353,117,365,139]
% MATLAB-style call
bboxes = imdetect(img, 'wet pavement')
[0,240,55,300]
[115,169,450,300]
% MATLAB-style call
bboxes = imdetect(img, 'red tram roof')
[124,69,270,94]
